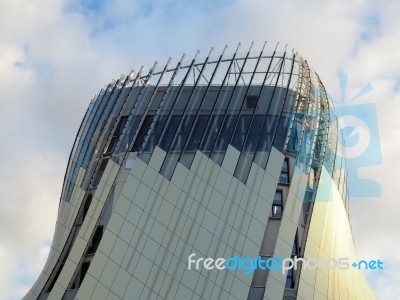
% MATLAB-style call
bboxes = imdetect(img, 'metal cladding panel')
[76,147,284,299]
[298,166,378,300]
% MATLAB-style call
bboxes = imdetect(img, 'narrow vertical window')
[78,194,92,224]
[279,158,289,184]
[79,262,90,285]
[87,226,103,255]
[285,268,295,288]
[272,191,283,218]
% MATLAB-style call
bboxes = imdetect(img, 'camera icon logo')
[330,73,382,198]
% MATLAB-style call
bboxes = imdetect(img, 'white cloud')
[0,0,398,299]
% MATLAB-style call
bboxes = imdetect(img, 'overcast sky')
[1,0,399,299]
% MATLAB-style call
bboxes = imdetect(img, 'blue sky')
[1,0,399,299]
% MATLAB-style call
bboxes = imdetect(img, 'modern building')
[25,43,378,300]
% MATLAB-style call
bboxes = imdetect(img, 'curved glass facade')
[26,44,376,300]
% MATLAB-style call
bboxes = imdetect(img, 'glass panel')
[292,237,298,256]
[273,191,283,203]
[131,115,154,152]
[186,115,208,151]
[231,115,251,150]
[272,191,283,218]
[279,159,289,184]
[87,226,103,255]
[272,205,282,218]
[285,268,294,288]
